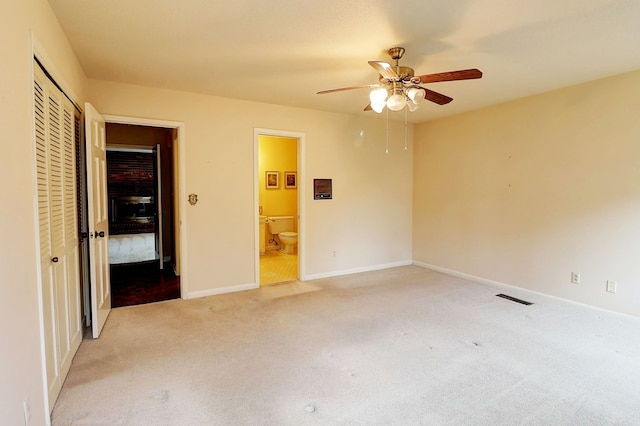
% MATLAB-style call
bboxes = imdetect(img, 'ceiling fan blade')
[317,84,380,95]
[417,68,483,84]
[421,87,453,105]
[368,61,399,80]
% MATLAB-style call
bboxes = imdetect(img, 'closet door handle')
[51,257,59,263]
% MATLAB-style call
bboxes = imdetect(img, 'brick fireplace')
[107,150,156,235]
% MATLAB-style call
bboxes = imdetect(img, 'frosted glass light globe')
[387,93,407,111]
[369,88,387,101]
[407,87,424,104]
[371,99,386,113]
[369,88,388,113]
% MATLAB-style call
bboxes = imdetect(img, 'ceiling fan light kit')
[317,46,483,153]
[318,46,483,114]
[386,92,407,111]
[369,87,387,113]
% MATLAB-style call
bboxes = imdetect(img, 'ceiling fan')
[317,47,482,113]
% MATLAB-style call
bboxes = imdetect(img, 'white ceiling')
[47,0,640,123]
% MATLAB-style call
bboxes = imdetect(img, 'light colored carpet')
[52,266,640,425]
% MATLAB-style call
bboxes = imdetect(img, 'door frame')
[103,114,188,298]
[253,128,306,285]
[155,143,164,270]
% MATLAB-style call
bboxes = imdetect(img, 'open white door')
[85,102,111,338]
[155,143,164,270]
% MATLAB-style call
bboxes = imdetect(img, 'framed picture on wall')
[314,178,332,199]
[266,171,279,189]
[285,171,297,189]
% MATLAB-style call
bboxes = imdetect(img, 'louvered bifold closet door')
[34,69,59,405]
[57,88,82,381]
[34,63,83,411]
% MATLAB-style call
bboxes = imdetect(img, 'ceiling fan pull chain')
[385,107,389,154]
[404,108,408,151]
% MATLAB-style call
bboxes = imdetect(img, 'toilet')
[267,216,298,254]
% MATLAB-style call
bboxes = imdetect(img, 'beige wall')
[88,79,414,293]
[1,0,87,423]
[413,70,640,317]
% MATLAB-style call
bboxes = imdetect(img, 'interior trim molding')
[102,114,188,299]
[253,128,306,286]
[303,260,412,281]
[187,283,259,299]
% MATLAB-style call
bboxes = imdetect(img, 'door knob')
[51,257,59,263]
[97,231,105,238]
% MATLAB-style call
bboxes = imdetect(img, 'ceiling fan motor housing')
[378,66,415,84]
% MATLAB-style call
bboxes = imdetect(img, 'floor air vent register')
[496,294,533,306]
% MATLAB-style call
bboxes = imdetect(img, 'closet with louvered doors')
[33,61,83,411]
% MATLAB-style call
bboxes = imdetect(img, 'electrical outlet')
[332,250,337,257]
[606,280,617,293]
[571,272,581,284]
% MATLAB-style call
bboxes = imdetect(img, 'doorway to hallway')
[105,123,179,306]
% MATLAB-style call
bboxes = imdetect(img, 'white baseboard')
[303,260,413,281]
[413,261,639,320]
[187,282,258,299]
[185,261,412,299]
[413,261,522,293]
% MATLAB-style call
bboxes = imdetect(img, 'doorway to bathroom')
[255,129,305,286]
